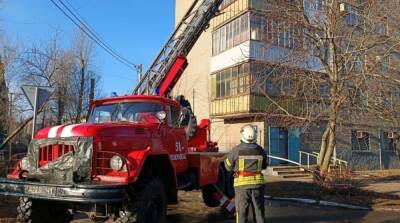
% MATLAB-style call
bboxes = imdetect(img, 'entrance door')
[268,126,301,165]
[380,130,395,170]
[269,127,281,165]
[288,127,301,162]
[279,129,289,164]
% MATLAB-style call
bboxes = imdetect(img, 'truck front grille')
[39,144,74,167]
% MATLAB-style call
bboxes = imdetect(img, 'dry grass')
[265,173,400,209]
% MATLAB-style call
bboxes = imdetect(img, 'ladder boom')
[133,0,223,96]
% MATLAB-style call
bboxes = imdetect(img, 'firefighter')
[224,124,267,223]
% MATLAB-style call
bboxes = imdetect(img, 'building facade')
[174,0,400,170]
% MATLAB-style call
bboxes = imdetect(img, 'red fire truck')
[0,1,235,222]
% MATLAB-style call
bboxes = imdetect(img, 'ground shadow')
[265,180,400,207]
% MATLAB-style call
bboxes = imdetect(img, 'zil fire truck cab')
[0,95,234,222]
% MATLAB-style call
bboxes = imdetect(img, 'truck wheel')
[115,178,166,223]
[17,197,73,223]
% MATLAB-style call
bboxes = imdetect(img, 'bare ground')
[1,172,400,222]
[264,172,400,210]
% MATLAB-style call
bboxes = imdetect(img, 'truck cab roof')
[91,95,180,108]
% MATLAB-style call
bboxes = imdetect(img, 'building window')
[344,4,360,26]
[351,130,370,151]
[213,12,304,55]
[381,132,397,151]
[377,56,391,74]
[221,0,236,9]
[376,17,389,36]
[344,54,364,74]
[214,63,250,98]
[249,0,272,10]
[212,13,250,55]
[250,63,301,97]
[250,14,263,41]
[377,91,393,109]
[250,13,300,49]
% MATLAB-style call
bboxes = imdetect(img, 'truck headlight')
[110,155,124,171]
[20,157,30,170]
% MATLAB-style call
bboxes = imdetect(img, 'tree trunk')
[319,98,339,173]
[321,121,336,172]
[75,62,86,123]
[57,86,64,125]
[318,126,330,166]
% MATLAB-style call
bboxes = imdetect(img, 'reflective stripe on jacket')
[224,142,268,188]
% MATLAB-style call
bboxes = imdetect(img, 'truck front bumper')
[0,178,127,203]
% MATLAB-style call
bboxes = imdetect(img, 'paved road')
[2,191,400,223]
[165,191,400,223]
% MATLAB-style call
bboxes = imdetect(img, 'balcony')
[210,93,306,118]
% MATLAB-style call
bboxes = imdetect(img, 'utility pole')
[89,77,95,104]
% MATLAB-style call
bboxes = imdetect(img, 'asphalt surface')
[166,191,400,223]
[2,191,400,223]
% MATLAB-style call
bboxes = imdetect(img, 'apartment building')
[174,0,400,170]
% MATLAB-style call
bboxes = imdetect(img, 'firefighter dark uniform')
[224,126,267,223]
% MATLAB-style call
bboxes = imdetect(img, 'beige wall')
[175,0,266,151]
[173,0,265,151]
[211,120,265,151]
[173,0,212,121]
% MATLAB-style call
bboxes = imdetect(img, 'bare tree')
[0,27,101,150]
[69,30,94,123]
[0,36,18,143]
[19,33,71,125]
[249,0,400,172]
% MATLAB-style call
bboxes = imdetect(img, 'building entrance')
[268,127,300,165]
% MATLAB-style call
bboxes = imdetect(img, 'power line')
[59,0,137,69]
[50,0,138,70]
[51,0,136,69]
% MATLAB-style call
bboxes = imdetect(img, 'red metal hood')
[34,123,156,139]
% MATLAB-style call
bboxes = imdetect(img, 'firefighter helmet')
[240,125,257,143]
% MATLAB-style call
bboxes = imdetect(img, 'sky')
[2,0,176,96]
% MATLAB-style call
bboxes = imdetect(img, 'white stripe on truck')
[48,125,63,138]
[60,124,80,138]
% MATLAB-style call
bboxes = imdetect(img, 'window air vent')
[388,132,398,139]
[356,131,367,139]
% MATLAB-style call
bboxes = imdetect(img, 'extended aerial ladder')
[133,0,224,96]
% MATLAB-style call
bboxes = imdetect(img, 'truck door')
[164,105,188,173]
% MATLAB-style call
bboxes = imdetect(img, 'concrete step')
[268,165,311,178]
[276,170,306,175]
[282,173,312,178]
[271,166,303,171]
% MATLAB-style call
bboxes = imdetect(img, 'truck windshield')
[88,102,163,123]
